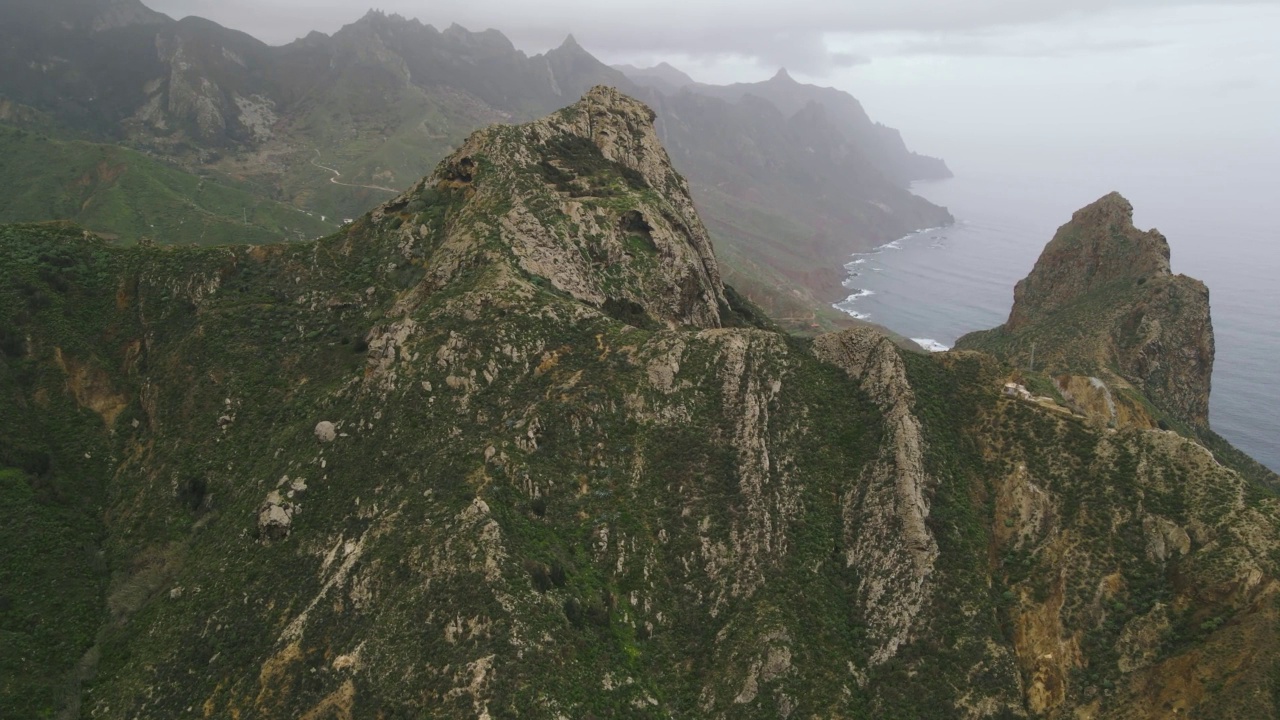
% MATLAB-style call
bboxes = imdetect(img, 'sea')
[834,155,1279,473]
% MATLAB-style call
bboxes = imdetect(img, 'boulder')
[315,420,337,442]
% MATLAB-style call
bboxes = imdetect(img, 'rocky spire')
[956,192,1214,428]
[1007,192,1172,331]
[556,33,584,52]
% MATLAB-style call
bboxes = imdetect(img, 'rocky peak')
[1007,191,1172,331]
[770,67,795,83]
[551,86,686,195]
[440,22,517,52]
[652,62,694,85]
[957,193,1214,429]
[611,62,697,91]
[1,0,169,33]
[368,86,728,328]
[518,86,728,327]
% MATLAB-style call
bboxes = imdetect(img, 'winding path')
[310,149,399,193]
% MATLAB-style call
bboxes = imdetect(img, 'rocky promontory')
[957,192,1214,429]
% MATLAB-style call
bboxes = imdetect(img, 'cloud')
[144,0,1280,74]
[890,34,1163,59]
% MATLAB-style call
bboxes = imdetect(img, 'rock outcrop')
[1006,193,1172,331]
[957,192,1214,428]
[370,85,729,329]
[813,328,938,665]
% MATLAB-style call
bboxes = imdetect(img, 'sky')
[146,0,1280,169]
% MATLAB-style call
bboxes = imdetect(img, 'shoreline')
[830,224,952,323]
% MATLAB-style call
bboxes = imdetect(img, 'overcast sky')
[147,0,1280,168]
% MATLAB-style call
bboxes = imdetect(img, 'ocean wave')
[911,338,951,353]
[832,303,870,320]
[833,288,876,320]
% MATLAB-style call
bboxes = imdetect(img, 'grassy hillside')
[0,125,334,245]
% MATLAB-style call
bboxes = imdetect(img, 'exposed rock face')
[257,492,294,540]
[1054,374,1157,430]
[812,328,938,665]
[1007,193,1170,332]
[957,192,1214,428]
[314,421,337,442]
[375,86,728,329]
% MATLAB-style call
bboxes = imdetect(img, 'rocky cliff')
[957,192,1214,430]
[395,85,729,328]
[2,91,1278,719]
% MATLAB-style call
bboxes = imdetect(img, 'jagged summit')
[89,0,167,31]
[557,33,582,50]
[363,86,729,329]
[957,192,1214,428]
[1008,191,1173,331]
[770,67,795,82]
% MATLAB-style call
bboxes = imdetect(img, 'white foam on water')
[912,338,951,353]
[833,303,870,320]
[834,288,877,320]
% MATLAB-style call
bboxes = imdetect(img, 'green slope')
[0,223,125,716]
[0,125,334,245]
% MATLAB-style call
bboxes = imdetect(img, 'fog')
[147,0,1279,172]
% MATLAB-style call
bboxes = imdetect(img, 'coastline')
[832,224,951,322]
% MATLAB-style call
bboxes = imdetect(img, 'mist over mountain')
[0,0,951,329]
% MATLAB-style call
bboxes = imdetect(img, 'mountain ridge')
[0,0,953,331]
[616,62,954,186]
[1,87,1277,718]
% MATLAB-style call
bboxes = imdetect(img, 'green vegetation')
[0,125,333,245]
[0,224,128,717]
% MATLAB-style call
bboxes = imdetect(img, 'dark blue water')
[835,163,1279,473]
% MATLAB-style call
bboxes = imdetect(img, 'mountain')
[955,192,1277,490]
[612,62,696,93]
[956,193,1211,424]
[0,0,953,331]
[2,87,1277,719]
[620,65,954,186]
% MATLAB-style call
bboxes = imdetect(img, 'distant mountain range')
[0,0,954,330]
